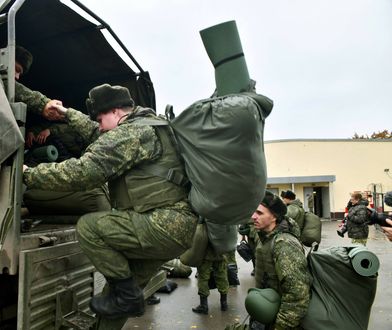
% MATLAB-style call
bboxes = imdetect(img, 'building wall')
[264,139,392,217]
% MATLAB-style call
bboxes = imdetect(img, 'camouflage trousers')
[351,238,367,246]
[197,258,229,297]
[77,207,197,287]
[226,250,237,265]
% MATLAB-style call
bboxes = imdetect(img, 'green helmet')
[245,288,281,324]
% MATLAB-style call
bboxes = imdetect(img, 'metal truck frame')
[0,1,164,329]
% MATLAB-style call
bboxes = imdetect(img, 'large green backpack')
[168,92,272,225]
[301,246,379,330]
[134,92,272,228]
[300,211,322,247]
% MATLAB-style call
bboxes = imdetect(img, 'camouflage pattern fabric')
[23,108,159,191]
[226,249,237,265]
[15,81,50,115]
[77,201,196,283]
[24,107,198,283]
[197,246,229,297]
[286,199,305,231]
[255,217,311,329]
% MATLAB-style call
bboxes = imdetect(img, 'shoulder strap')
[127,115,188,187]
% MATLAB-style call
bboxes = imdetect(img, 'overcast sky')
[79,0,392,140]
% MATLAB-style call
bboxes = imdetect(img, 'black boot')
[220,293,228,311]
[192,295,208,314]
[90,277,144,319]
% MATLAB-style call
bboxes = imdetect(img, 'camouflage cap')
[15,45,33,74]
[86,83,135,120]
[261,190,287,219]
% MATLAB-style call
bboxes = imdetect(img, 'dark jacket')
[347,201,369,239]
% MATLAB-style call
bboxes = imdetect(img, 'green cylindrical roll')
[200,20,250,96]
[31,145,58,162]
[245,288,281,324]
[348,246,380,277]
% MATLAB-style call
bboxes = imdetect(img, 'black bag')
[237,240,254,262]
[156,280,178,294]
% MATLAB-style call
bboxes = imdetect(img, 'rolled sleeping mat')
[31,145,58,162]
[245,288,281,324]
[348,246,380,277]
[200,20,250,96]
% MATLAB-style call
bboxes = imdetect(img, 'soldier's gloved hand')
[42,99,65,121]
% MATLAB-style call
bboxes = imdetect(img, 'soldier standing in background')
[192,244,229,315]
[23,84,198,320]
[252,191,311,329]
[281,190,305,231]
[307,193,314,213]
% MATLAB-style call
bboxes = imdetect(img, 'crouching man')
[252,191,311,330]
[23,84,198,319]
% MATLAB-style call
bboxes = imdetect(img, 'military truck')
[0,0,164,329]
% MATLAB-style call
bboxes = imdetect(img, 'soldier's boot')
[192,295,208,314]
[220,293,228,311]
[90,277,144,319]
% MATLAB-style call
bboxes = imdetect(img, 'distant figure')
[281,190,305,231]
[347,193,369,246]
[307,193,314,213]
[192,245,229,315]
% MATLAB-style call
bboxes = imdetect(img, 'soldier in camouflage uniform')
[14,46,62,118]
[252,191,311,330]
[23,83,198,320]
[281,190,305,232]
[192,245,229,315]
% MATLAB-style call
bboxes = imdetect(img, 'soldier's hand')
[25,131,35,148]
[36,129,51,144]
[42,99,65,121]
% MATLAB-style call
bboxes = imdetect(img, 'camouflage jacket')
[255,217,311,329]
[287,199,305,231]
[15,81,50,115]
[347,203,369,239]
[23,107,167,192]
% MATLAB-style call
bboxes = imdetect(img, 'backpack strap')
[129,116,188,187]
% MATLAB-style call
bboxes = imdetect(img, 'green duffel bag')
[24,185,111,216]
[170,92,272,225]
[180,222,208,267]
[300,211,322,246]
[206,221,238,254]
[301,246,378,330]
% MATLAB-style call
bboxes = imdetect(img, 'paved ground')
[123,220,392,330]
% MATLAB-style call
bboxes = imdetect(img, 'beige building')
[264,139,392,219]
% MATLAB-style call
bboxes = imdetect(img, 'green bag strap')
[130,116,188,187]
